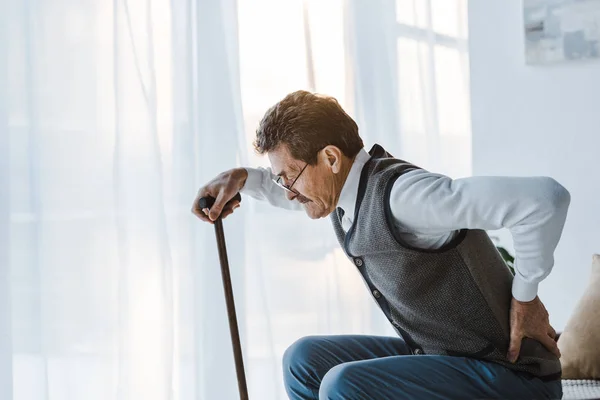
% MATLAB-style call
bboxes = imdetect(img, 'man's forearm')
[240,167,303,211]
[510,181,570,301]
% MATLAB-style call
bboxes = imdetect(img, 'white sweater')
[241,147,571,303]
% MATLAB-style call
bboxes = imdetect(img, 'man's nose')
[286,191,297,201]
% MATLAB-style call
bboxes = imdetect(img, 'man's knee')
[319,363,361,399]
[282,336,322,386]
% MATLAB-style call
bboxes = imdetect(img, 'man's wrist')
[512,275,538,303]
[238,167,266,194]
[232,168,249,191]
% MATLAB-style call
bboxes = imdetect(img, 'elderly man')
[192,90,569,399]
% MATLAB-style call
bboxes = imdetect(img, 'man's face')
[268,144,342,219]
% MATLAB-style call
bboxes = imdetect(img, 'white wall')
[468,1,600,330]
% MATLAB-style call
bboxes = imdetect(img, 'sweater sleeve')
[240,167,303,211]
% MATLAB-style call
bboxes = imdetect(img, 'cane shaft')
[214,219,249,400]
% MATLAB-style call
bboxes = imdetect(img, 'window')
[395,0,471,178]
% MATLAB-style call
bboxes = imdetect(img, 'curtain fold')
[1,2,12,397]
[194,0,246,398]
[346,0,402,154]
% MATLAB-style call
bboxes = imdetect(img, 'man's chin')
[303,204,328,220]
[301,203,316,218]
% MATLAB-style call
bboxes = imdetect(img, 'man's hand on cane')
[191,168,248,223]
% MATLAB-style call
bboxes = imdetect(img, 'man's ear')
[321,145,343,173]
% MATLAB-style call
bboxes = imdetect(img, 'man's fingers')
[208,190,243,221]
[191,187,214,223]
[507,334,522,363]
[221,208,235,219]
[220,202,242,220]
[191,206,214,224]
[192,188,213,216]
[540,334,561,359]
[220,202,235,219]
[548,325,557,340]
[208,191,228,221]
[191,190,240,223]
[226,199,240,209]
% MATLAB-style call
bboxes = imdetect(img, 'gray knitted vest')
[329,144,561,381]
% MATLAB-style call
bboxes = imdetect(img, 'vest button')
[372,289,382,299]
[354,258,363,267]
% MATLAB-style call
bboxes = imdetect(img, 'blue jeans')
[282,335,563,400]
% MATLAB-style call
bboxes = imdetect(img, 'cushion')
[562,379,600,400]
[557,254,600,379]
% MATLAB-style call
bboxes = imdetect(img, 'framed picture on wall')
[524,0,600,64]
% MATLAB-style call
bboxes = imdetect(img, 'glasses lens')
[273,177,291,192]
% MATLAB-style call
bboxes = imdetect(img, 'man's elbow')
[542,177,571,211]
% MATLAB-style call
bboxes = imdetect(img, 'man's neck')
[333,153,359,208]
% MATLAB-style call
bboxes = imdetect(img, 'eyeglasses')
[272,163,308,195]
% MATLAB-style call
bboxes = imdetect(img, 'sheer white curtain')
[2,0,248,398]
[1,0,471,399]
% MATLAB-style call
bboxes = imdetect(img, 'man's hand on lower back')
[507,296,561,363]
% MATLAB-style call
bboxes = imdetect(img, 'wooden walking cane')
[198,193,249,400]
